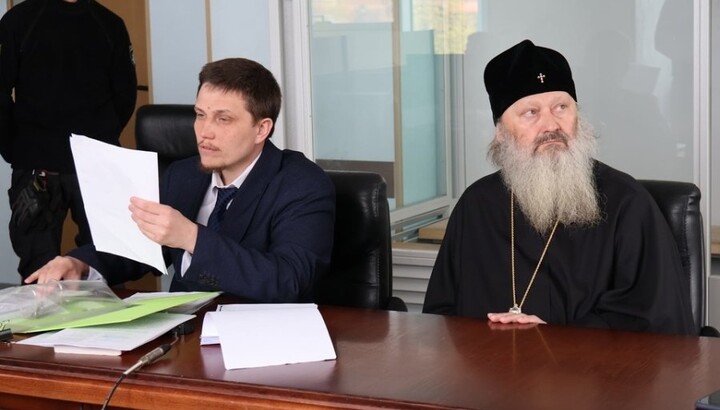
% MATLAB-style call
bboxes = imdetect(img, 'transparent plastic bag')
[0,280,128,333]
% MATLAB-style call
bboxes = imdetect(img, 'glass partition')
[307,0,696,225]
[308,1,455,219]
[462,0,695,184]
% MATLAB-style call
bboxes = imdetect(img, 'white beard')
[488,115,601,233]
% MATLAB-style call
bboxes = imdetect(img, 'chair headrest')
[135,104,198,173]
[325,170,388,261]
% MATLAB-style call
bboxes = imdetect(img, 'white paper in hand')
[70,134,167,274]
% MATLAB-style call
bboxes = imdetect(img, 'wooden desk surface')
[1,306,720,410]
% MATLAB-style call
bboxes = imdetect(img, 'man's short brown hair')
[198,58,282,138]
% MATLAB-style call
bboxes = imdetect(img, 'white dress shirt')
[179,153,261,276]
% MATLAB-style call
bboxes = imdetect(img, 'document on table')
[203,304,336,370]
[200,303,315,345]
[18,312,194,356]
[124,291,221,314]
[70,134,166,274]
[23,291,218,333]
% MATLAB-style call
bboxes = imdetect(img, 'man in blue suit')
[25,58,336,303]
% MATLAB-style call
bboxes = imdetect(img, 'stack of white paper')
[18,312,194,356]
[200,303,312,345]
[202,304,336,370]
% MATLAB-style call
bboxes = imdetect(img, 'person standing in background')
[0,0,137,281]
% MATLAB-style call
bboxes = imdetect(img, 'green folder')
[11,292,219,333]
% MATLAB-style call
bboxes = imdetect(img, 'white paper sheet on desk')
[17,312,194,355]
[200,303,316,345]
[70,134,167,274]
[208,306,336,370]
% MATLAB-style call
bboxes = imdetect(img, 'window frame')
[280,0,454,226]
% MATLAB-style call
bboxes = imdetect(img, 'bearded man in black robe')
[422,39,694,335]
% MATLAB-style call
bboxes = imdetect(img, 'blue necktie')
[207,187,238,230]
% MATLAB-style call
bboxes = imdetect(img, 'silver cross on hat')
[537,73,546,83]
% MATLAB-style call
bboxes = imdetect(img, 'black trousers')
[7,169,92,280]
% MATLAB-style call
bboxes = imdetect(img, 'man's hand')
[24,256,89,284]
[487,312,546,325]
[129,196,198,252]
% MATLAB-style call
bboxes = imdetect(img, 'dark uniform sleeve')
[0,13,18,163]
[108,17,137,130]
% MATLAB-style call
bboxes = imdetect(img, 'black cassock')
[423,161,694,335]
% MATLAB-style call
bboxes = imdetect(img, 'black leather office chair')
[135,104,407,311]
[315,171,407,311]
[135,104,198,175]
[639,180,719,337]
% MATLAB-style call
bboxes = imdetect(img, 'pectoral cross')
[537,73,546,83]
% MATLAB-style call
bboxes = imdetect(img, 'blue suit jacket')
[70,141,335,302]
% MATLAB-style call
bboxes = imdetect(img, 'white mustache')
[534,131,569,149]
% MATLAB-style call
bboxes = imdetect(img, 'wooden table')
[1,305,719,410]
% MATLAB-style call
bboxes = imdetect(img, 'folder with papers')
[0,281,219,334]
[19,312,194,356]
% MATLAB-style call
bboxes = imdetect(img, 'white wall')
[210,0,271,65]
[148,0,276,105]
[712,0,720,227]
[709,0,720,328]
[148,0,283,145]
[0,167,15,286]
[148,0,207,104]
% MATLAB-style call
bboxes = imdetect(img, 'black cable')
[100,334,180,410]
[100,372,127,410]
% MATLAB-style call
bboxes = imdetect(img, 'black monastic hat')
[484,39,577,123]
